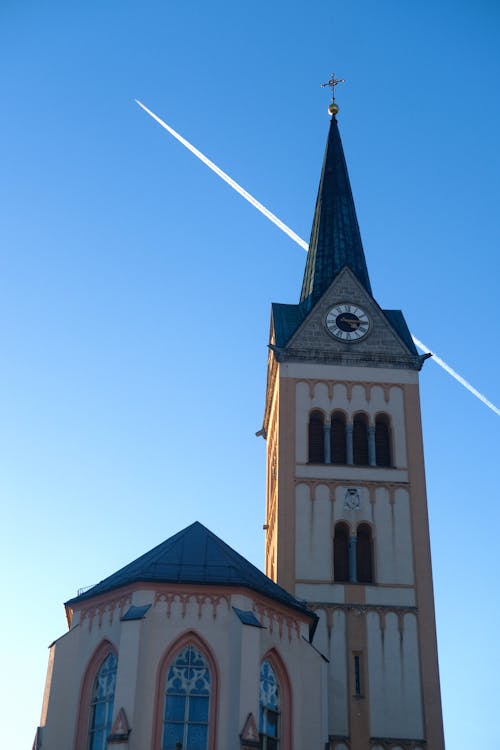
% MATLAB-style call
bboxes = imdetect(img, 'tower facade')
[263,112,445,749]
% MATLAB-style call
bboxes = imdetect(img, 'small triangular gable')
[240,712,260,748]
[108,707,131,743]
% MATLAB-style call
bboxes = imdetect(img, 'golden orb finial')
[328,102,339,116]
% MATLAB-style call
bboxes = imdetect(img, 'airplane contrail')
[135,99,500,418]
[411,336,500,417]
[135,100,308,251]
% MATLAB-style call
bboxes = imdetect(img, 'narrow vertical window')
[88,652,118,750]
[308,410,325,463]
[334,522,349,582]
[259,660,280,749]
[353,413,369,465]
[353,654,362,697]
[375,414,392,467]
[356,524,373,583]
[331,411,347,464]
[163,645,211,750]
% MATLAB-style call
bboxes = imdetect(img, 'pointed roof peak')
[300,114,372,310]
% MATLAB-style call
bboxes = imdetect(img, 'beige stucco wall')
[40,625,83,746]
[38,584,326,750]
[367,611,424,739]
[295,482,414,593]
[271,361,432,745]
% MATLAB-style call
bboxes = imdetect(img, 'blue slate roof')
[66,522,316,623]
[271,302,308,347]
[383,310,418,355]
[300,116,372,310]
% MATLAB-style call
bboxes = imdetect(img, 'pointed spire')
[300,113,372,309]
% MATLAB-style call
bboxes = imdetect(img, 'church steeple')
[300,112,372,309]
[265,87,445,750]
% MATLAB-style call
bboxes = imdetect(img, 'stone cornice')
[274,346,425,371]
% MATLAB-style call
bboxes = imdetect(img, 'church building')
[34,93,445,750]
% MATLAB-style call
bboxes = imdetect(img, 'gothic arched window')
[353,413,369,466]
[88,651,118,750]
[162,644,211,750]
[331,411,347,464]
[356,524,373,584]
[375,414,392,467]
[259,660,280,749]
[308,410,325,464]
[334,522,350,582]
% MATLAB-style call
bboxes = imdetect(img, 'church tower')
[262,95,445,749]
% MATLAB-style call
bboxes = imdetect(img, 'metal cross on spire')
[320,73,345,101]
[321,73,345,116]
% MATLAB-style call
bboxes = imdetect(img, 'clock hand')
[339,317,361,328]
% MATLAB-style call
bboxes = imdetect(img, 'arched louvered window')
[331,411,347,464]
[162,644,211,750]
[88,652,118,750]
[259,660,280,749]
[308,410,324,464]
[375,414,392,467]
[334,522,350,583]
[356,524,373,584]
[353,413,369,466]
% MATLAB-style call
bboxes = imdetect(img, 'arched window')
[331,411,347,464]
[356,524,373,584]
[74,641,118,750]
[88,651,118,750]
[308,410,324,464]
[334,522,350,582]
[353,413,369,465]
[259,660,280,749]
[162,644,211,750]
[375,414,392,467]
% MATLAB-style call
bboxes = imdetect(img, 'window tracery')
[88,652,118,750]
[259,660,280,749]
[162,644,211,750]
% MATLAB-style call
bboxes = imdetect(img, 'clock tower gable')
[275,266,423,371]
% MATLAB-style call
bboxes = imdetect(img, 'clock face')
[325,303,370,341]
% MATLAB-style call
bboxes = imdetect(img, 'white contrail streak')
[135,99,499,418]
[411,336,500,416]
[135,100,309,251]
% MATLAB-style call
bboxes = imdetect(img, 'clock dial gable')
[283,266,419,369]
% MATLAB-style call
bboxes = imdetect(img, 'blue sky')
[1,2,499,747]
